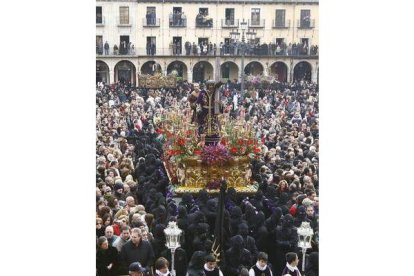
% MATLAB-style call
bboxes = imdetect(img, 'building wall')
[96,0,319,84]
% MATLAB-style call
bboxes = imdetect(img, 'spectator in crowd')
[129,262,147,276]
[97,236,119,276]
[113,225,131,252]
[105,225,119,246]
[154,257,171,276]
[96,78,319,276]
[281,252,301,276]
[120,228,155,275]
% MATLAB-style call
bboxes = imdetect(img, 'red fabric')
[112,223,121,236]
[289,204,297,217]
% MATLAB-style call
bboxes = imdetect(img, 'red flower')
[193,149,202,155]
[220,138,227,146]
[238,139,244,145]
[254,147,261,153]
[230,147,238,154]
[247,139,254,145]
[185,130,192,136]
[156,128,164,134]
[177,138,185,146]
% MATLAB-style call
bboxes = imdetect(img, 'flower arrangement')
[201,144,233,166]
[226,137,261,158]
[160,107,263,163]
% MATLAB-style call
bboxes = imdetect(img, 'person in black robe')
[238,223,258,260]
[186,251,206,276]
[305,252,319,276]
[224,235,253,276]
[273,214,298,276]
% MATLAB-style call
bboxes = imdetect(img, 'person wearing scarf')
[154,257,171,276]
[281,252,301,276]
[248,252,273,276]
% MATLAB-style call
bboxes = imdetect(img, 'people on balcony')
[101,40,317,56]
[104,41,109,55]
[97,43,103,55]
[196,11,213,27]
[170,10,186,27]
[146,10,156,26]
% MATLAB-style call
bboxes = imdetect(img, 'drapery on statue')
[196,81,223,144]
[188,83,200,124]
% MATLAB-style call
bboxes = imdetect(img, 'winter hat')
[129,262,146,273]
[114,183,124,191]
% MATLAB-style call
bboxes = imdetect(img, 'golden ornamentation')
[172,155,257,194]
[138,73,177,88]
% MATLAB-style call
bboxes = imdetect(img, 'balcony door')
[225,8,235,25]
[120,36,129,55]
[251,8,260,25]
[96,35,103,54]
[96,7,102,24]
[300,10,311,27]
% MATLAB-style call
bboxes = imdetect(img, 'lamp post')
[297,222,314,275]
[164,221,182,276]
[230,19,256,102]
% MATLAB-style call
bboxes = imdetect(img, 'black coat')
[120,240,155,274]
[96,246,119,276]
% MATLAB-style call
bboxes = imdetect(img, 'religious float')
[138,73,177,89]
[154,81,262,194]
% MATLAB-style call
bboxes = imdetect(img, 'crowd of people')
[169,11,187,27]
[96,77,319,276]
[98,40,318,57]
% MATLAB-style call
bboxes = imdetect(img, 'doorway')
[119,35,129,55]
[173,37,182,55]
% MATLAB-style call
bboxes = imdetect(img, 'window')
[146,37,156,55]
[300,10,311,28]
[96,36,103,54]
[199,8,209,16]
[171,7,185,27]
[225,8,235,25]
[119,36,130,55]
[251,8,260,25]
[96,7,103,24]
[275,9,285,27]
[196,8,212,27]
[120,6,129,25]
[146,7,156,25]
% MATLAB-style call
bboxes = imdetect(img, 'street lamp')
[164,221,182,276]
[230,19,256,102]
[297,222,314,275]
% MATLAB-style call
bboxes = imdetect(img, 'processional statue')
[195,81,223,145]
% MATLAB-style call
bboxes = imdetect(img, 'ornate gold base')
[167,156,254,194]
[174,185,258,194]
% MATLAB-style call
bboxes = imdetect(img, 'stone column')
[215,57,221,82]
[187,68,193,83]
[311,61,318,83]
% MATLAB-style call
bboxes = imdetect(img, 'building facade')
[96,0,319,85]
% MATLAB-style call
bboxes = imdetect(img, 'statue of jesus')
[196,81,223,144]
